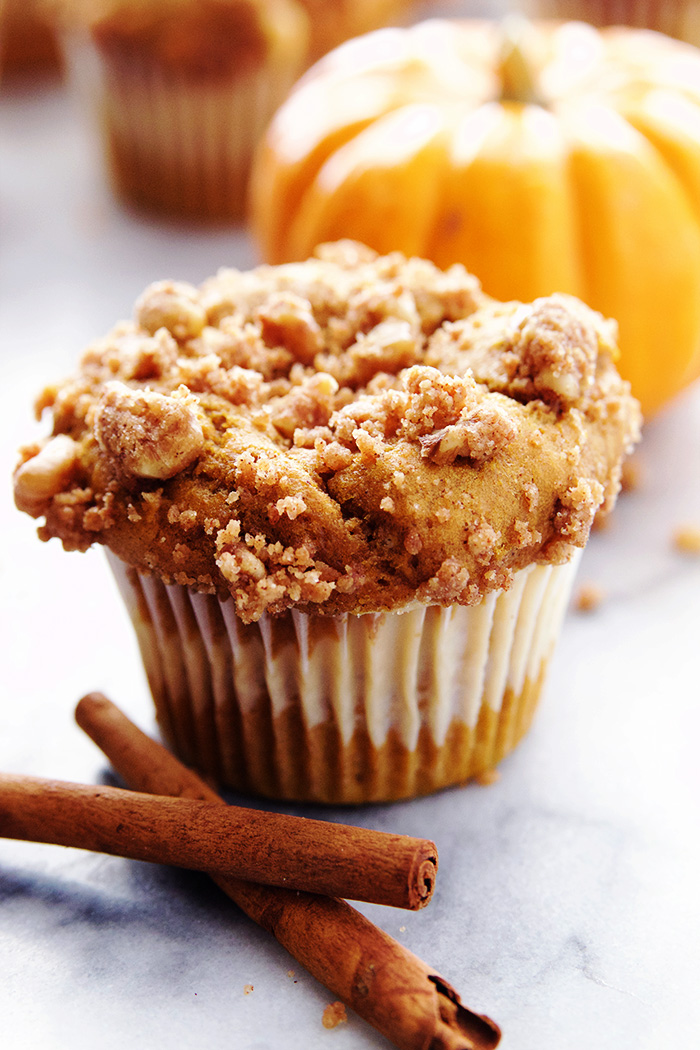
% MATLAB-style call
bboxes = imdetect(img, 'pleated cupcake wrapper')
[61,33,304,219]
[108,550,581,803]
[520,0,700,41]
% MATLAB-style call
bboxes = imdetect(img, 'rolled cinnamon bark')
[75,692,502,1050]
[0,771,435,910]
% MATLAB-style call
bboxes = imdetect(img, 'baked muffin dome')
[14,241,641,624]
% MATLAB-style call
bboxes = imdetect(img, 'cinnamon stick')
[0,772,435,911]
[74,692,502,1050]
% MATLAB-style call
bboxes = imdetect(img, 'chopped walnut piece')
[134,280,207,341]
[14,435,80,514]
[258,291,324,364]
[271,372,338,439]
[94,382,204,479]
[418,399,517,465]
[336,319,419,386]
[117,329,179,382]
[509,295,610,408]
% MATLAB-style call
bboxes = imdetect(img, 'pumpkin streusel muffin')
[46,0,310,220]
[13,242,641,802]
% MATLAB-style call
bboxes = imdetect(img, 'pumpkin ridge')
[621,94,700,225]
[250,18,700,414]
[286,103,449,262]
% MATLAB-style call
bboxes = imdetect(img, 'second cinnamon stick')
[0,771,436,910]
[75,693,501,1050]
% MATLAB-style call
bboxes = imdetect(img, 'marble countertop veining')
[2,69,700,1050]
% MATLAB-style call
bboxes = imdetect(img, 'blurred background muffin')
[514,0,700,47]
[46,0,310,221]
[40,0,427,221]
[1,0,62,76]
[298,0,423,65]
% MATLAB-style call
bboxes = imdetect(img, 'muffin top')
[47,0,309,76]
[14,241,641,623]
[46,0,420,75]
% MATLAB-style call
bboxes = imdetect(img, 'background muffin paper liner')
[518,0,700,44]
[108,549,581,803]
[59,30,305,220]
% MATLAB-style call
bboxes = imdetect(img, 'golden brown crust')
[13,241,641,622]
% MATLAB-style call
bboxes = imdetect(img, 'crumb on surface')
[322,1001,347,1029]
[243,984,254,996]
[575,581,606,612]
[672,523,700,555]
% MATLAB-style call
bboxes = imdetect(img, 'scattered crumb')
[322,1002,348,1029]
[243,984,254,996]
[673,523,700,555]
[575,581,606,612]
[399,925,406,933]
[621,455,643,492]
[287,970,297,983]
[475,768,500,786]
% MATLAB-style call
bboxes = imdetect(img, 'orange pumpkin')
[250,18,700,417]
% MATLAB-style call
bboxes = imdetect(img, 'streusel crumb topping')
[14,241,641,622]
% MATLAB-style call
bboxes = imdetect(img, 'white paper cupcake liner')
[108,550,581,803]
[61,33,304,220]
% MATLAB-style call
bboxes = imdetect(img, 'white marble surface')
[2,71,700,1050]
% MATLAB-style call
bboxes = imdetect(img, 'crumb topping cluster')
[14,241,641,622]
